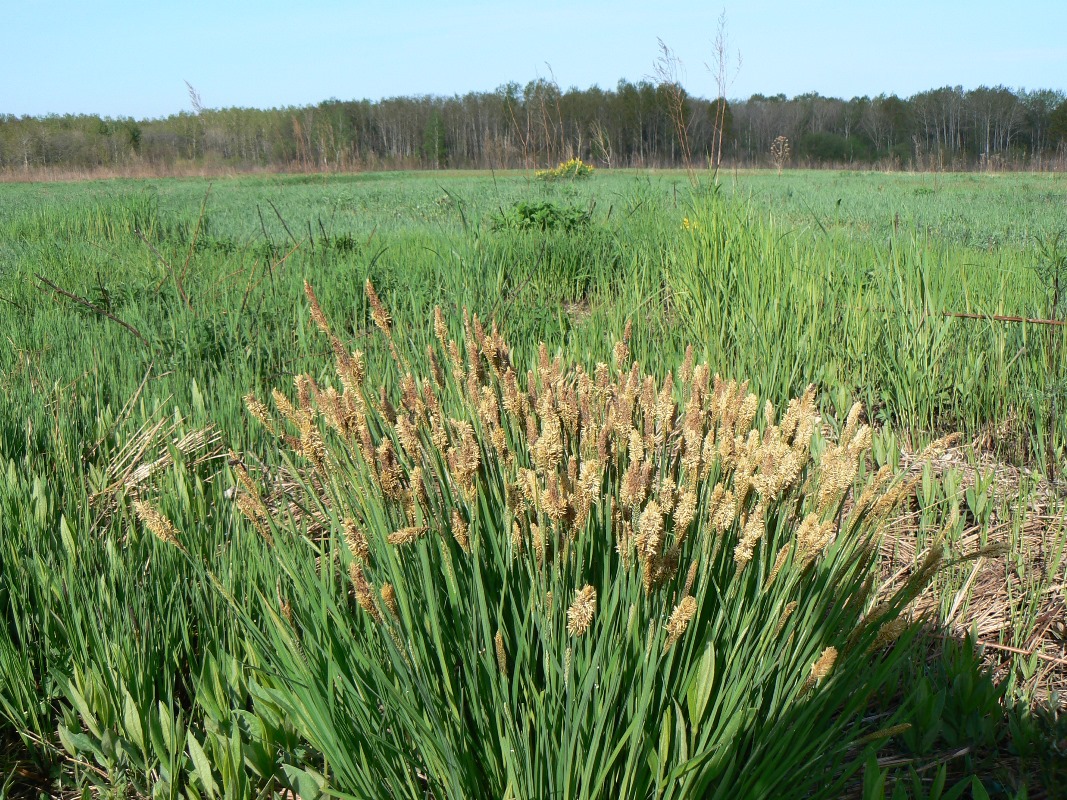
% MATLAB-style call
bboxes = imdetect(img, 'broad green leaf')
[57,725,100,761]
[282,764,326,800]
[158,701,175,753]
[66,683,101,739]
[149,704,168,764]
[59,514,77,561]
[123,689,144,752]
[187,734,218,799]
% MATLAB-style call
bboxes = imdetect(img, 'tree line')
[3,80,1067,174]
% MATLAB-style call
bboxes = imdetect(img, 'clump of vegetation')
[771,135,791,175]
[535,157,595,181]
[179,281,963,799]
[491,199,592,232]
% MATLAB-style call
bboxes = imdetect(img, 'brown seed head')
[732,504,766,571]
[803,646,838,692]
[381,583,400,621]
[244,393,278,435]
[433,306,448,345]
[299,419,328,475]
[775,600,799,636]
[870,617,909,651]
[447,340,465,381]
[652,474,673,512]
[408,465,428,509]
[816,445,859,515]
[134,501,185,551]
[620,460,647,509]
[271,388,301,428]
[448,421,481,494]
[567,585,597,636]
[387,526,430,546]
[375,440,404,500]
[236,494,274,546]
[343,518,370,562]
[349,562,382,623]
[664,595,698,650]
[542,474,569,525]
[680,345,694,386]
[533,413,564,473]
[636,500,664,562]
[796,513,836,567]
[395,414,420,459]
[708,486,737,533]
[305,281,330,334]
[654,375,675,436]
[766,544,791,587]
[365,279,392,336]
[450,509,470,553]
[531,522,547,563]
[684,559,699,595]
[495,630,508,675]
[736,392,759,435]
[558,386,579,436]
[337,349,366,396]
[842,402,863,445]
[576,458,602,504]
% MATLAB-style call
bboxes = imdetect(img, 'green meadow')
[1,168,1065,798]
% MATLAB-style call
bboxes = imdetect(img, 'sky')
[3,0,1066,119]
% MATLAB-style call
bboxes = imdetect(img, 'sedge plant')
[142,281,969,799]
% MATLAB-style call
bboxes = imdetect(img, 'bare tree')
[590,120,613,168]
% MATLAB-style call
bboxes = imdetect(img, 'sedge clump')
[219,281,961,799]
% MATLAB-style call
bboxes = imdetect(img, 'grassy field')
[1,168,1066,798]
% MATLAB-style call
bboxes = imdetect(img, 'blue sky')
[4,0,1065,118]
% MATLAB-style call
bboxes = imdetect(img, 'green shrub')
[490,200,592,233]
[535,157,595,181]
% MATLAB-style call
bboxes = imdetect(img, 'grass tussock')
[201,281,963,798]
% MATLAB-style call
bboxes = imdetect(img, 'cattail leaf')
[686,640,716,728]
